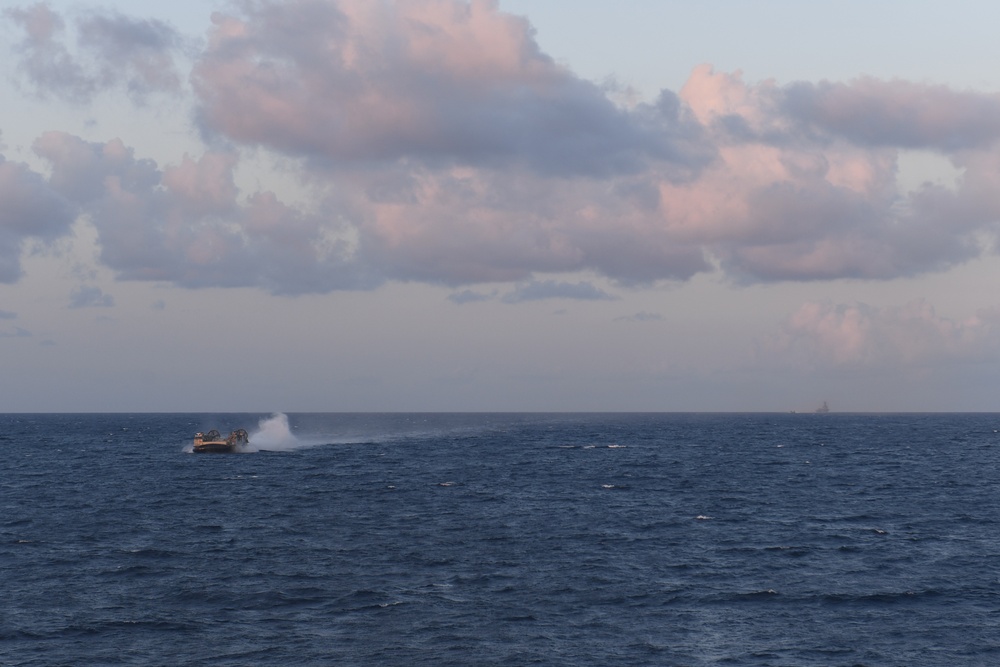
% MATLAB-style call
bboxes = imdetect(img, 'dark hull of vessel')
[193,441,238,453]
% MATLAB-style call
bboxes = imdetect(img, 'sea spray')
[244,412,450,451]
[247,413,301,451]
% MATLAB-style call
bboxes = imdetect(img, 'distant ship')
[815,401,830,414]
[193,429,249,453]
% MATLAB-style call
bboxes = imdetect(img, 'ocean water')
[3,412,1000,666]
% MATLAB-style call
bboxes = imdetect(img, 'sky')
[3,0,1000,412]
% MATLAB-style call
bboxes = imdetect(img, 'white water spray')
[247,413,301,451]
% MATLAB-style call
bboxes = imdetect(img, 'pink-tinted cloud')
[191,0,707,176]
[662,66,1000,282]
[355,165,710,285]
[769,300,1000,369]
[9,4,1000,294]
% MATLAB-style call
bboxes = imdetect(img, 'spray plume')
[247,413,301,451]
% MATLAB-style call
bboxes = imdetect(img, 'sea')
[3,412,1000,666]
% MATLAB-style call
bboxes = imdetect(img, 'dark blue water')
[3,412,1000,666]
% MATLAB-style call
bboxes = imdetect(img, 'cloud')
[615,311,662,322]
[500,279,617,303]
[358,165,712,285]
[448,280,617,303]
[0,309,16,319]
[5,2,184,103]
[0,325,31,338]
[767,300,1000,369]
[781,78,1000,152]
[190,0,708,177]
[68,284,114,308]
[9,4,1000,295]
[33,132,375,294]
[76,11,184,99]
[447,289,495,304]
[655,65,1000,283]
[0,152,77,282]
[4,3,90,102]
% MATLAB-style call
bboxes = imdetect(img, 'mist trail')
[247,413,302,451]
[244,412,377,451]
[243,412,490,452]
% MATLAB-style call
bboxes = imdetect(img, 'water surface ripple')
[2,413,999,665]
